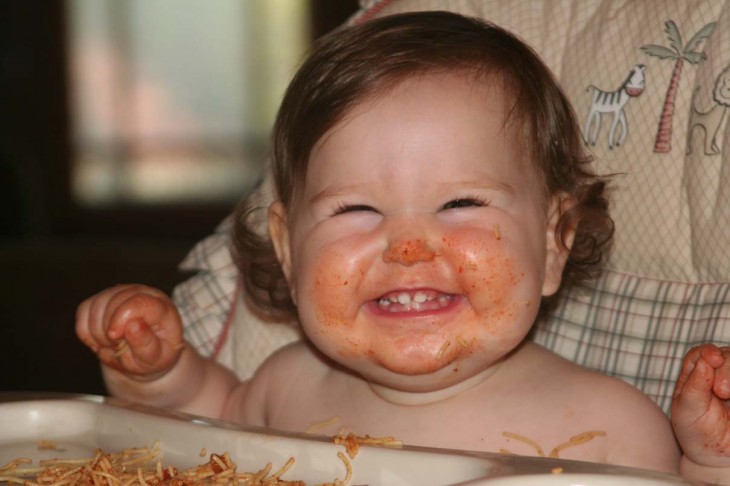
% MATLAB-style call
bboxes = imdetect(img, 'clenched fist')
[76,284,185,379]
[672,344,730,467]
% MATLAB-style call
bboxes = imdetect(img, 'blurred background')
[0,0,359,394]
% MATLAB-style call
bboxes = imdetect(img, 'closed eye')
[332,203,378,216]
[441,197,488,211]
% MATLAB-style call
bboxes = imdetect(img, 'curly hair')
[233,10,613,321]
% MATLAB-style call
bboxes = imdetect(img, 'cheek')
[307,247,364,329]
[442,229,528,329]
[445,229,522,295]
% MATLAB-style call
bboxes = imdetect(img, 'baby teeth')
[386,291,430,305]
[376,291,453,312]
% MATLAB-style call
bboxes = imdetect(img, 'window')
[66,0,310,206]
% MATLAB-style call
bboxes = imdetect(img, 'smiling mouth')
[376,289,455,313]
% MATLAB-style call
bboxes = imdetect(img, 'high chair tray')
[0,393,692,485]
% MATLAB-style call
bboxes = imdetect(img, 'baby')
[78,11,686,475]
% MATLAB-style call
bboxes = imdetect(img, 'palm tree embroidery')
[641,20,716,153]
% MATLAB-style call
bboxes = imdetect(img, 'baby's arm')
[671,344,730,484]
[76,284,241,418]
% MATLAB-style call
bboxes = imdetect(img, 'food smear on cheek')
[444,232,523,334]
[310,248,357,329]
[309,247,369,358]
[310,250,367,357]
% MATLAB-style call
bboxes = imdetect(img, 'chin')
[383,359,455,377]
[360,359,468,391]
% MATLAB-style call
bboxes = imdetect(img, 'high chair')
[173,0,730,414]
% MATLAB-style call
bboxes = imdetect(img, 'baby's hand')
[671,344,730,466]
[75,284,185,379]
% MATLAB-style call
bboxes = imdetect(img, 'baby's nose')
[383,237,436,266]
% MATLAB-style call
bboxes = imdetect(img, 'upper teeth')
[383,291,431,305]
[377,290,453,311]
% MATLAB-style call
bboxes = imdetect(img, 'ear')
[268,201,296,303]
[542,195,575,297]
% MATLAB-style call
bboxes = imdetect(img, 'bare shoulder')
[520,344,668,426]
[252,341,329,394]
[518,344,680,473]
[227,341,328,425]
[519,344,649,400]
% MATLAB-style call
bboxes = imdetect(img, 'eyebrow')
[449,179,517,194]
[308,183,371,206]
[308,178,516,206]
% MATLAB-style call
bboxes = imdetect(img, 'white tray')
[0,394,691,485]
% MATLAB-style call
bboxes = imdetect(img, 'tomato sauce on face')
[383,239,436,264]
[306,222,532,376]
[311,258,354,330]
[441,230,523,335]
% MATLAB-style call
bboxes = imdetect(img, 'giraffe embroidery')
[686,64,730,155]
[583,64,646,149]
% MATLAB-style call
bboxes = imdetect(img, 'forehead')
[308,71,534,175]
[315,71,514,147]
[303,72,543,197]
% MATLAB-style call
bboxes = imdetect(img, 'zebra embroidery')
[583,64,647,149]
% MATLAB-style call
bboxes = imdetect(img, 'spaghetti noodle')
[0,442,303,485]
[333,433,402,459]
[0,432,401,485]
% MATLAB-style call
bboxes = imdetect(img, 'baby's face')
[270,72,568,394]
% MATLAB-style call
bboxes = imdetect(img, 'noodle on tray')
[0,440,357,486]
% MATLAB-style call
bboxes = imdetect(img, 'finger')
[89,285,136,344]
[109,293,167,336]
[104,286,167,340]
[77,286,127,350]
[674,346,704,399]
[75,297,98,352]
[674,357,715,418]
[122,318,163,366]
[108,292,178,368]
[699,343,725,368]
[713,346,730,400]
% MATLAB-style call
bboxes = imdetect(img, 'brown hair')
[233,10,613,320]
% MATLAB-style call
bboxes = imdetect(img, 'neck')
[367,361,504,406]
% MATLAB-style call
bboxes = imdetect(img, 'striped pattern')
[534,270,730,413]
